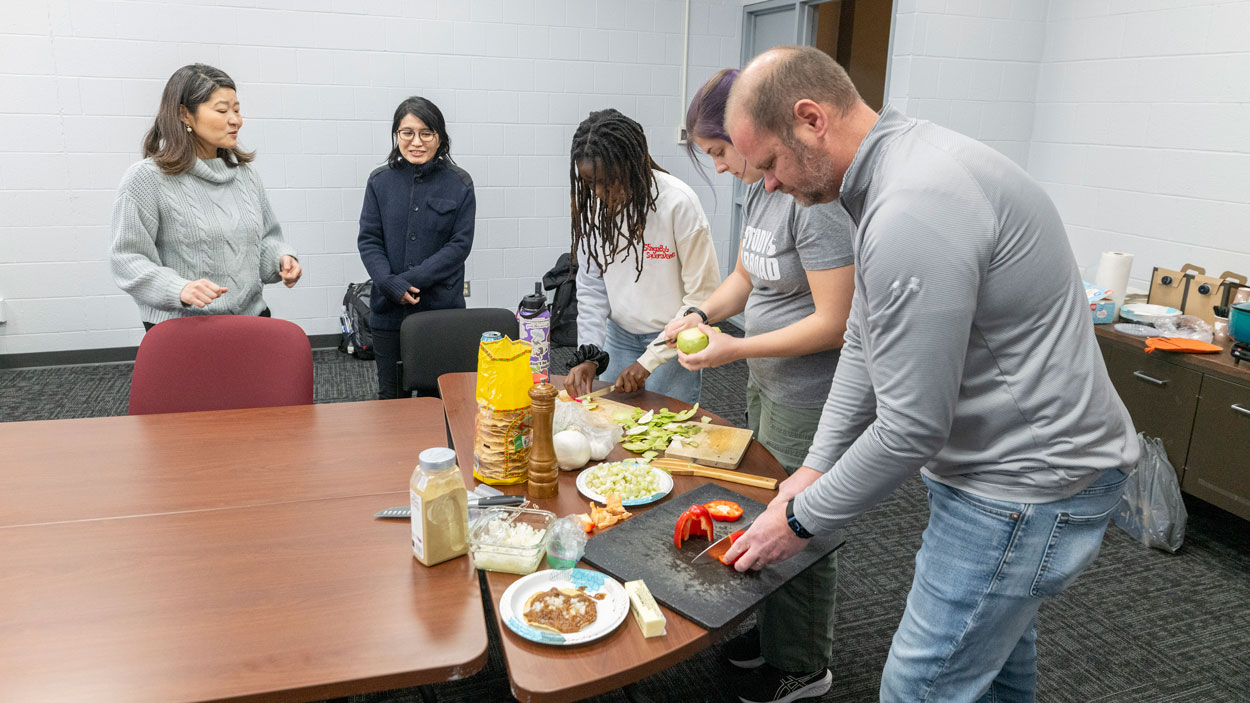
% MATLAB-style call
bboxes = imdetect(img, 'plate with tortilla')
[498,568,629,645]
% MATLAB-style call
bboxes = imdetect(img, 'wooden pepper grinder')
[527,382,559,499]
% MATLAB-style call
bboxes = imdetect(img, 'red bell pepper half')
[704,500,744,521]
[718,530,747,566]
[673,504,716,549]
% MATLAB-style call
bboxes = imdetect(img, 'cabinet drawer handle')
[1233,404,1250,418]
[1132,371,1167,386]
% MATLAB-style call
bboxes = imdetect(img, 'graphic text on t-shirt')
[644,244,675,260]
[742,224,780,280]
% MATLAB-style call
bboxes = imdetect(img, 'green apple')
[676,327,709,354]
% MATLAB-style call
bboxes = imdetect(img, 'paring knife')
[691,529,747,565]
[574,384,616,401]
[374,495,525,519]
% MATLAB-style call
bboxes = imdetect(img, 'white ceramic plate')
[576,462,673,506]
[1120,303,1180,323]
[498,568,629,646]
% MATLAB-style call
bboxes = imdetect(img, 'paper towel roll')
[1094,251,1133,309]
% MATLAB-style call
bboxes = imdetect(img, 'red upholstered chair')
[128,315,314,415]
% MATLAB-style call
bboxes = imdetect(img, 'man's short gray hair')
[739,45,861,142]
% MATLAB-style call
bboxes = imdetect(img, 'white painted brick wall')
[1028,0,1250,291]
[890,1,1249,294]
[0,0,741,355]
[888,0,1046,169]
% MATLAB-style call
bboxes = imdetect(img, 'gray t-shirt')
[741,182,855,408]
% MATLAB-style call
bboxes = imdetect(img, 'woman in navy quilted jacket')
[357,96,476,399]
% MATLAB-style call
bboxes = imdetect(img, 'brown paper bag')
[1148,266,1190,311]
[1218,271,1248,309]
[1185,269,1246,323]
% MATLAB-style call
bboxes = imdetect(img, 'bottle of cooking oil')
[410,447,469,566]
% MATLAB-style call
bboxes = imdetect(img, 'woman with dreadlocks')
[564,109,720,406]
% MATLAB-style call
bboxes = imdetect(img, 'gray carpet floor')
[2,333,1248,703]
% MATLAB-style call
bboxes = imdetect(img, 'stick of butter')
[624,579,666,638]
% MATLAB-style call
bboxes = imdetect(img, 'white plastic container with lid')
[411,447,469,566]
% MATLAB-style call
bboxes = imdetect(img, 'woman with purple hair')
[662,67,856,703]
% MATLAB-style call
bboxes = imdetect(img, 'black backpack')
[543,253,578,347]
[339,281,375,360]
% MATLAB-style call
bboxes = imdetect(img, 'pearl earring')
[185,125,192,132]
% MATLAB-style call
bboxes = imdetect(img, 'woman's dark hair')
[569,109,667,282]
[387,96,453,169]
[684,68,738,185]
[143,64,253,175]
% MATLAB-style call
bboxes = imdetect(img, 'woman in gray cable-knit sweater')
[110,64,301,331]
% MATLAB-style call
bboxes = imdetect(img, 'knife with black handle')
[374,495,525,519]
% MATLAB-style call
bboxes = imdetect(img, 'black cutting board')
[582,483,844,630]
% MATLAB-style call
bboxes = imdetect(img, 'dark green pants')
[746,381,839,672]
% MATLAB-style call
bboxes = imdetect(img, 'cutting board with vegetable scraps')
[557,391,640,420]
[559,393,754,468]
[582,483,844,630]
[663,423,755,469]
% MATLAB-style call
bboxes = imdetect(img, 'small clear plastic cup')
[545,516,588,571]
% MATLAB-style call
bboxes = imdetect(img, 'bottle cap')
[520,281,546,312]
[418,447,458,471]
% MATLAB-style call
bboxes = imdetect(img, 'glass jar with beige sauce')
[410,447,469,566]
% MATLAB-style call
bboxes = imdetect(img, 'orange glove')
[1144,337,1223,354]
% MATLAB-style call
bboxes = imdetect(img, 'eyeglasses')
[397,129,437,143]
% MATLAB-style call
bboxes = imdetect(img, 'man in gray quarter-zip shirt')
[720,46,1138,703]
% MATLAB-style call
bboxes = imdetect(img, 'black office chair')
[396,307,520,398]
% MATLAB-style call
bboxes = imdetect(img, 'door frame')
[729,0,895,286]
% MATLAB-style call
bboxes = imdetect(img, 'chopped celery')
[583,460,660,500]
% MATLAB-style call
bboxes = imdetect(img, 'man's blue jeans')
[880,468,1128,703]
[601,319,701,406]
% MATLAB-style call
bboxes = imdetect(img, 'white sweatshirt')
[575,170,721,372]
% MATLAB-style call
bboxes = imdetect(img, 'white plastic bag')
[1152,314,1213,343]
[1112,433,1188,553]
[553,400,623,461]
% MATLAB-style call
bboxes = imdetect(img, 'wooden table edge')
[500,608,752,703]
[193,651,491,703]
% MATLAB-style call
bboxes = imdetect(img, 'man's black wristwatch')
[785,498,814,539]
[684,306,708,324]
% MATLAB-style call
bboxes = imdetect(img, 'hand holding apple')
[676,324,738,370]
[676,327,709,354]
[662,312,703,348]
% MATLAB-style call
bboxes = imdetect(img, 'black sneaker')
[724,626,765,669]
[737,665,832,703]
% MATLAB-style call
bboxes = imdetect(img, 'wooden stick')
[651,459,777,490]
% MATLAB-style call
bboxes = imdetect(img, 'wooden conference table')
[439,372,792,703]
[0,398,489,702]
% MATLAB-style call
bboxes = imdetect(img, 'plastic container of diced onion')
[468,506,555,574]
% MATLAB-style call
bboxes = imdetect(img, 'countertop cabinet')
[1096,326,1250,521]
[1183,374,1250,519]
[1100,341,1202,480]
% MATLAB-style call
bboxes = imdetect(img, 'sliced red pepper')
[673,504,716,549]
[718,530,747,565]
[704,500,744,522]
